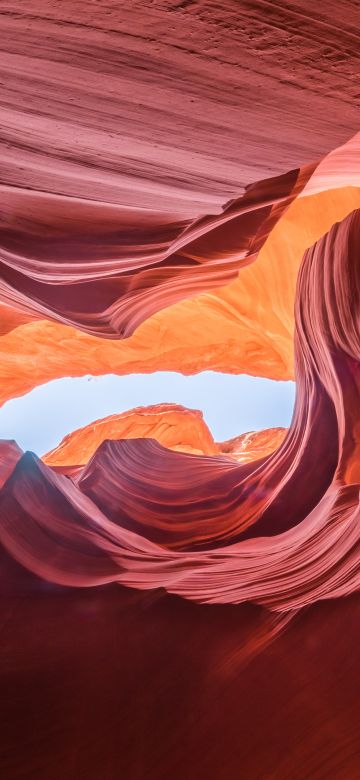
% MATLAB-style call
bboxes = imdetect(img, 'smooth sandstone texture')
[1,0,360,609]
[1,211,360,610]
[219,427,287,463]
[44,404,220,464]
[1,0,360,401]
[1,4,360,779]
[1,0,360,211]
[1,184,360,405]
[43,402,285,466]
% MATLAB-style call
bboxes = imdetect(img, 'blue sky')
[0,372,296,455]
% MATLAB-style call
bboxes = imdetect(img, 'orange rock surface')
[44,404,219,466]
[43,401,285,467]
[1,185,360,406]
[218,428,287,463]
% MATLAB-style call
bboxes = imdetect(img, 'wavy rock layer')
[1,184,360,405]
[2,4,360,778]
[2,0,360,210]
[1,0,360,400]
[44,403,220,464]
[1,210,360,613]
[43,405,286,467]
[0,165,315,339]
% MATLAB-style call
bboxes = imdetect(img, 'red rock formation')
[1,184,360,405]
[0,440,23,489]
[1,209,359,611]
[219,427,287,463]
[0,166,315,339]
[1,0,360,402]
[1,3,360,778]
[44,403,219,465]
[43,402,285,467]
[2,1,359,211]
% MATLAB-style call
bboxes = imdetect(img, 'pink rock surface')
[1,4,360,779]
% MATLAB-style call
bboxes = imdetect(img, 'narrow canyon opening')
[0,371,295,457]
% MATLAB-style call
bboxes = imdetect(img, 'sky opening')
[0,372,296,456]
